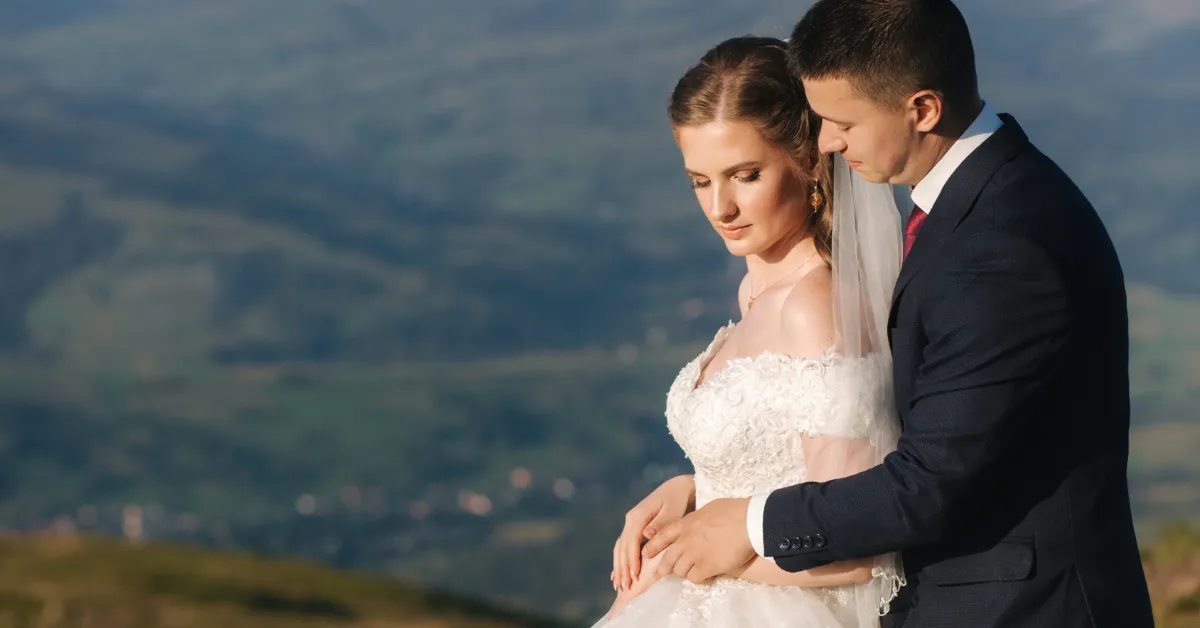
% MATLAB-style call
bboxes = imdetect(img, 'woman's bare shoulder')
[778,265,835,358]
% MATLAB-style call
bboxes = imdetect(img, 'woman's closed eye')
[689,169,761,189]
[734,169,761,183]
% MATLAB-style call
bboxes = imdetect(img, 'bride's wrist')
[668,474,695,490]
[679,474,697,510]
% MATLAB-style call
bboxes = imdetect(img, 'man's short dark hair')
[787,0,979,112]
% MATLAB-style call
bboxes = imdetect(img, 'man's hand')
[641,496,756,584]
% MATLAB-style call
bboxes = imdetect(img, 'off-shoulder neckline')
[690,321,836,393]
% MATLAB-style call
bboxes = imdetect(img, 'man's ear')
[910,90,943,133]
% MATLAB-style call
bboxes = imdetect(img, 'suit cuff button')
[777,539,791,552]
[813,534,827,548]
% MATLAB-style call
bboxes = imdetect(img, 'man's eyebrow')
[813,109,852,126]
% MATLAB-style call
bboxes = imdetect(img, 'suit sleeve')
[762,230,1072,572]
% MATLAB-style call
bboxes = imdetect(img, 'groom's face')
[803,77,918,185]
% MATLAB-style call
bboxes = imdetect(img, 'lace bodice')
[591,322,908,625]
[666,322,882,509]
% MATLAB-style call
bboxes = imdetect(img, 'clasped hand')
[640,496,757,584]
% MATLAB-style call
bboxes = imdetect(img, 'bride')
[595,36,905,627]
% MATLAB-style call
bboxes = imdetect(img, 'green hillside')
[0,534,568,628]
[0,71,731,364]
[1146,523,1200,628]
[0,527,1194,627]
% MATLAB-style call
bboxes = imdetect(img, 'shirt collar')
[910,101,1003,213]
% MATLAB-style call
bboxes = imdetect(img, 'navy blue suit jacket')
[762,115,1154,627]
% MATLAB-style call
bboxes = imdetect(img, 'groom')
[642,0,1154,626]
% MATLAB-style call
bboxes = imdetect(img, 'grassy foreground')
[0,529,1195,626]
[1147,523,1200,628]
[0,535,568,628]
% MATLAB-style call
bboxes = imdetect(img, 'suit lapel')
[888,114,1031,324]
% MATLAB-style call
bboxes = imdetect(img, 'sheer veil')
[826,152,907,622]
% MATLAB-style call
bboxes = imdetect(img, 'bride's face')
[675,121,811,258]
[802,77,921,186]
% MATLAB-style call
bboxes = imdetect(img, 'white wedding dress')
[592,321,900,627]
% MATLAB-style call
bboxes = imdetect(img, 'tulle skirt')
[592,576,857,627]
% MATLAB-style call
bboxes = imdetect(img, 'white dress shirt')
[910,102,1003,213]
[745,101,1005,560]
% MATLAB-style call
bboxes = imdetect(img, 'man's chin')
[854,170,890,184]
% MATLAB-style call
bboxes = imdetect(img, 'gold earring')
[810,186,824,209]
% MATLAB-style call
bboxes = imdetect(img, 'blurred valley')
[0,0,1197,623]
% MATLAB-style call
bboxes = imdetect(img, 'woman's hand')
[608,586,638,619]
[608,550,665,619]
[611,474,695,591]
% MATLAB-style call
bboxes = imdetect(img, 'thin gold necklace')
[745,248,819,311]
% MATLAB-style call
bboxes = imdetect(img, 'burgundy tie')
[903,206,928,260]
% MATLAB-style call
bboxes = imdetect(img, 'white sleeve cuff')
[746,492,774,562]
